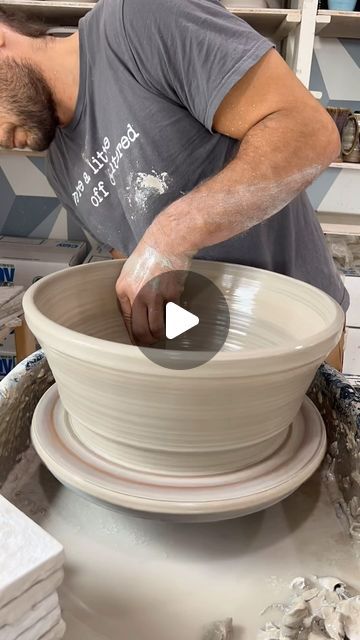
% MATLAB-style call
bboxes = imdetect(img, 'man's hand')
[116,231,191,346]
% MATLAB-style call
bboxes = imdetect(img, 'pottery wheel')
[31,385,327,522]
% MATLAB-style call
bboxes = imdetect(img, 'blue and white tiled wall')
[0,35,359,240]
[307,37,360,215]
[0,155,85,240]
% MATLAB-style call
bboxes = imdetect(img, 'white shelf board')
[318,212,360,236]
[0,0,94,25]
[316,10,360,39]
[0,147,46,157]
[0,1,300,39]
[321,222,360,235]
[330,162,360,170]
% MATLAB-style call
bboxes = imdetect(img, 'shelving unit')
[309,5,360,229]
[316,10,360,39]
[0,1,302,157]
[0,0,92,25]
[0,1,355,79]
[0,1,301,41]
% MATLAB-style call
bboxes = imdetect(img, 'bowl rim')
[22,259,345,364]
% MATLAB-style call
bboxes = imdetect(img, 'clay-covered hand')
[115,231,192,346]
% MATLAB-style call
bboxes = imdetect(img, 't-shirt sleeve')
[121,0,274,132]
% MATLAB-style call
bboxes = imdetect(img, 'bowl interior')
[30,260,342,353]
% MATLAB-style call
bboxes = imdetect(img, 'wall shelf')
[319,211,360,235]
[330,162,360,170]
[316,10,360,39]
[0,1,301,40]
[320,221,360,235]
[0,0,93,26]
[0,147,46,157]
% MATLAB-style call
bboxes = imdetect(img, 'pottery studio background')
[0,0,359,374]
[1,3,360,639]
[0,3,358,235]
[0,4,358,238]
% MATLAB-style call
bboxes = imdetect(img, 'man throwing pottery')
[0,0,347,359]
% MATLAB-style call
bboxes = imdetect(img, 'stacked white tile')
[0,496,66,639]
[0,236,87,289]
[0,236,87,379]
[343,275,360,375]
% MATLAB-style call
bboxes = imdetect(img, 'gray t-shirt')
[47,0,348,309]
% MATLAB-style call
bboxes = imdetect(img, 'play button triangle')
[165,302,199,340]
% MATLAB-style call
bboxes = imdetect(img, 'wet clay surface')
[2,449,360,640]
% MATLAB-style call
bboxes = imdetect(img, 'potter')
[0,0,348,352]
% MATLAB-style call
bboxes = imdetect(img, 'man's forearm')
[145,106,340,257]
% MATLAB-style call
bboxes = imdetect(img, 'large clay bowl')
[23,260,344,476]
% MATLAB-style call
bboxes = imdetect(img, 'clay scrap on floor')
[258,575,360,639]
[202,617,233,639]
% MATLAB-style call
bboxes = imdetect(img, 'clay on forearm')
[144,107,339,258]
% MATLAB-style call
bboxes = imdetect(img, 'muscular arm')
[116,50,340,345]
[140,50,339,256]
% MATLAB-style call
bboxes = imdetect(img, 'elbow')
[313,110,341,169]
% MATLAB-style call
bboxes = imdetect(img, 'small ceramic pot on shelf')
[342,112,360,164]
[326,107,354,162]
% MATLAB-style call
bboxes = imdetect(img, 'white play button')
[134,271,230,369]
[165,302,199,340]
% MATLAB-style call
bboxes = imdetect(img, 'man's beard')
[0,59,59,151]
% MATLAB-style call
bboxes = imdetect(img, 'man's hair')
[0,8,48,38]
